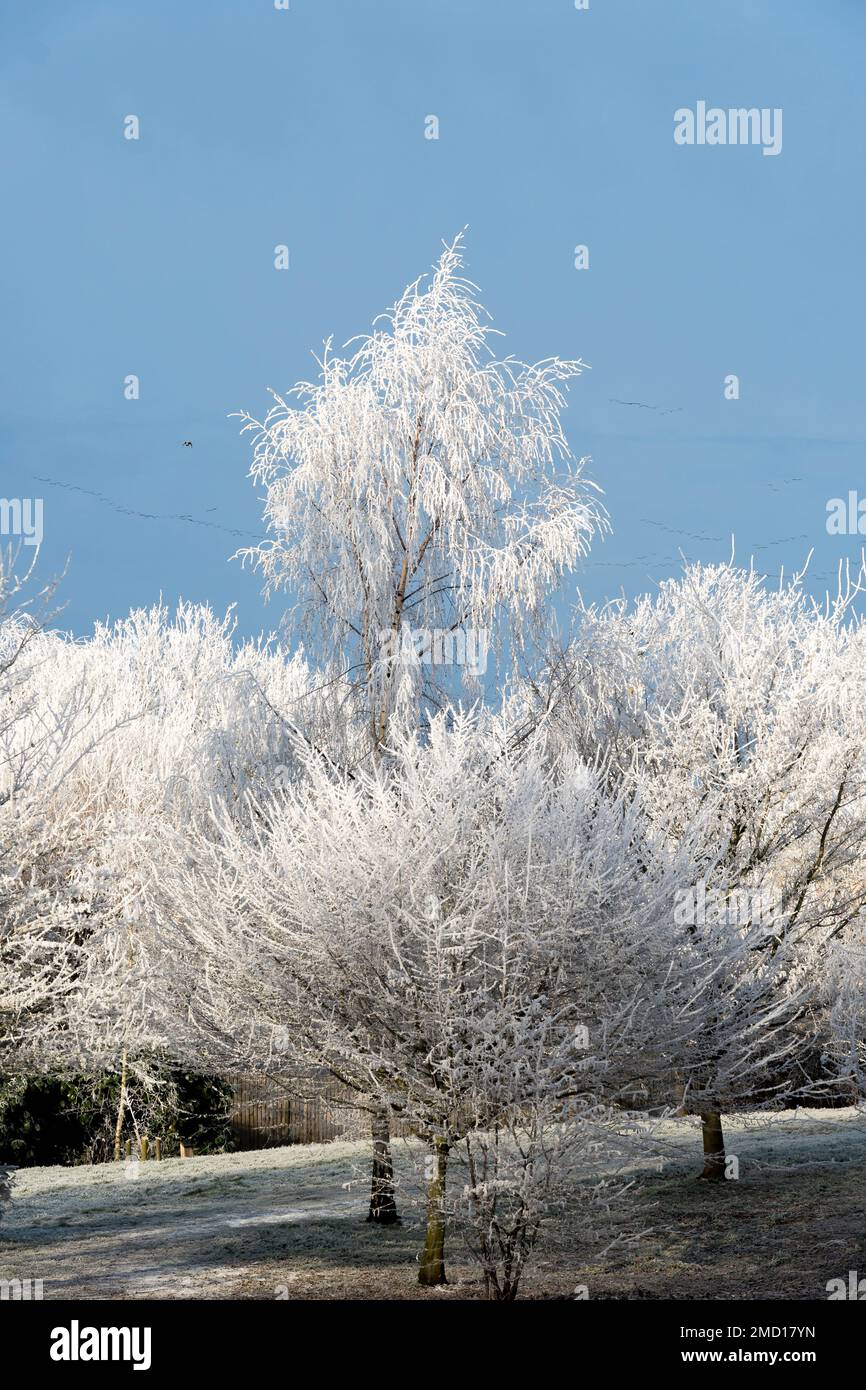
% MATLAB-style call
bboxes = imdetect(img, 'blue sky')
[2,0,865,641]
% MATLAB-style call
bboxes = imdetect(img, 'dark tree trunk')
[698,1110,726,1180]
[418,1140,449,1286]
[367,1106,400,1224]
[113,1048,128,1162]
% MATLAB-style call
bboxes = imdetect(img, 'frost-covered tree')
[230,235,606,1220]
[0,551,95,1060]
[823,918,866,1098]
[1,601,331,1095]
[541,559,866,1176]
[158,709,699,1290]
[236,233,606,749]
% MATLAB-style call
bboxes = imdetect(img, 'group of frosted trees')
[2,240,865,1298]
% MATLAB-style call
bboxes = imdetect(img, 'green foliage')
[0,1065,237,1166]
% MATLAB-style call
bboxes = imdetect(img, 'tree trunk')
[699,1110,726,1180]
[418,1140,448,1286]
[113,1048,128,1162]
[367,1106,400,1224]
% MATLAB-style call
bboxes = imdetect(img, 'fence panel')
[226,1073,407,1148]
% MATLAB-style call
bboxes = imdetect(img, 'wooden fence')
[226,1073,393,1148]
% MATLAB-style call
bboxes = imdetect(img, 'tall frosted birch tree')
[236,233,605,750]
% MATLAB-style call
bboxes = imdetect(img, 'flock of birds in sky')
[26,396,838,603]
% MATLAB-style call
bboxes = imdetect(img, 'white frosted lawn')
[1,1109,864,1300]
